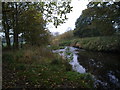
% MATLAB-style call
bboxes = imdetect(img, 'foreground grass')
[2,46,94,88]
[58,36,120,52]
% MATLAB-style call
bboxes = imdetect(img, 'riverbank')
[58,36,120,52]
[2,46,94,88]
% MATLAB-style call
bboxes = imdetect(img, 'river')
[53,46,120,89]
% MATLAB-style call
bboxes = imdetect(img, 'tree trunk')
[5,28,11,49]
[2,2,11,49]
[13,3,19,49]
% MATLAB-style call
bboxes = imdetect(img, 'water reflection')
[53,47,120,88]
[53,46,86,73]
[78,49,120,88]
[69,50,85,73]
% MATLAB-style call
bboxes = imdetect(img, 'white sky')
[47,0,89,34]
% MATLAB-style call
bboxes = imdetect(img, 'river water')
[53,46,120,89]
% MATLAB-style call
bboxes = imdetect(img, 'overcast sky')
[47,0,89,35]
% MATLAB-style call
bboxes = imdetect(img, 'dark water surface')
[53,47,120,89]
[77,49,120,89]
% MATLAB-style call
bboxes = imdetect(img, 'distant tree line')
[74,2,120,38]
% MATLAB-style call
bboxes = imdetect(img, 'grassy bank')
[58,36,120,52]
[3,46,94,88]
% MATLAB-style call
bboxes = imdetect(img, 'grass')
[59,40,72,46]
[2,45,94,88]
[57,36,120,52]
[77,36,120,52]
[49,45,65,50]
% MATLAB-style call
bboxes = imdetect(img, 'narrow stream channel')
[53,46,120,89]
[53,46,85,73]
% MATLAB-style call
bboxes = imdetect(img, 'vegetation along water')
[1,1,120,89]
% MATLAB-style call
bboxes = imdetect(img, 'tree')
[19,8,49,46]
[74,1,120,37]
[2,2,73,49]
[59,30,73,40]
[2,3,11,48]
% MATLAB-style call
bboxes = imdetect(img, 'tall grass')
[54,35,120,52]
[76,36,120,52]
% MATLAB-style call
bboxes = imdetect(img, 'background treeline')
[74,2,120,38]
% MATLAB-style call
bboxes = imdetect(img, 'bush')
[59,30,74,40]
